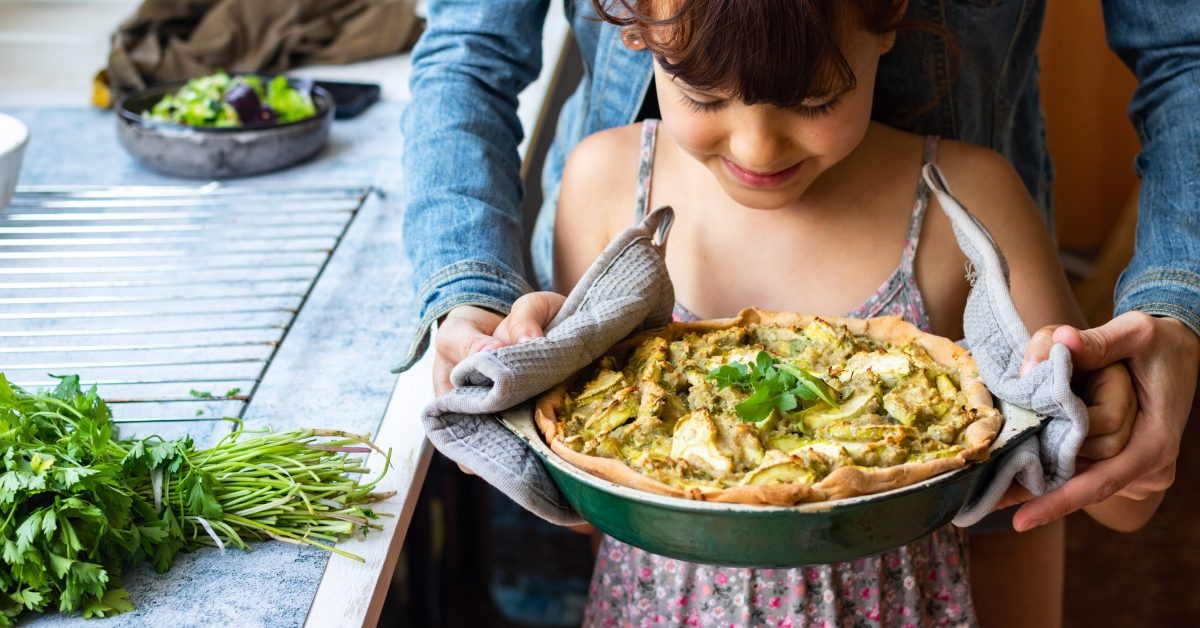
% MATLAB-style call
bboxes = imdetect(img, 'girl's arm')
[553,126,643,293]
[935,142,1163,531]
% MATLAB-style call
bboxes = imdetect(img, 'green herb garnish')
[707,351,839,423]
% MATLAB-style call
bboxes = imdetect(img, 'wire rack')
[1,184,370,427]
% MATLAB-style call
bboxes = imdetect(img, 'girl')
[495,0,1163,624]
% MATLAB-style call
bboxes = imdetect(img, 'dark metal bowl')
[115,77,335,179]
[500,400,1043,567]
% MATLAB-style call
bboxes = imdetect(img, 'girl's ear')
[882,0,908,53]
[881,30,898,55]
[621,27,648,51]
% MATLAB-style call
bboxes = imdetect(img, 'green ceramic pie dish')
[499,400,1042,567]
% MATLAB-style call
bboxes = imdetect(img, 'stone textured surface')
[5,102,417,627]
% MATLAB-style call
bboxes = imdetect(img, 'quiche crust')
[534,308,1003,505]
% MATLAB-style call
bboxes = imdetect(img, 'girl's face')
[654,28,895,211]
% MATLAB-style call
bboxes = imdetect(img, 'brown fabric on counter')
[107,0,421,95]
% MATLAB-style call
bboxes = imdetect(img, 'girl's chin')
[718,189,800,211]
[712,171,808,210]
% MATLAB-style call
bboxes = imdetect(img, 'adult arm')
[1104,0,1200,335]
[397,0,551,381]
[1014,0,1200,530]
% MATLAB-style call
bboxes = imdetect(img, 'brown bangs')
[593,0,907,108]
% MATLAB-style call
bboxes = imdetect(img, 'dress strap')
[633,119,660,222]
[900,135,940,272]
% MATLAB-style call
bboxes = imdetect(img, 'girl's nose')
[726,110,793,171]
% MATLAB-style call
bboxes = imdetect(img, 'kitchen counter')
[3,4,570,626]
[7,101,412,628]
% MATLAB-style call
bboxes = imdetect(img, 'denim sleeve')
[1103,0,1200,337]
[396,0,548,372]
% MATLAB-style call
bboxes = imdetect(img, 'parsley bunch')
[0,374,389,625]
[707,351,839,423]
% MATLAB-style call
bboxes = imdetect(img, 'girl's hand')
[991,341,1139,513]
[1076,361,1136,461]
[434,306,506,396]
[1026,323,1138,461]
[431,293,567,475]
[490,291,567,346]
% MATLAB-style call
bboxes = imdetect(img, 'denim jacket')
[397,0,1200,372]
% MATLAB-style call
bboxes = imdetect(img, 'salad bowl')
[115,75,335,179]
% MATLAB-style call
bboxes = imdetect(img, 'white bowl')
[0,113,30,209]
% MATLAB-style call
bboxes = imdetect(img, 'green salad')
[145,71,317,128]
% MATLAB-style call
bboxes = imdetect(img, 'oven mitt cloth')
[921,164,1090,527]
[420,207,676,526]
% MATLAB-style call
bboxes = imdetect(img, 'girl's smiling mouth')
[721,158,804,189]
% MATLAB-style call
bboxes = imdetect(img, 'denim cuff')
[393,260,533,373]
[1115,268,1200,339]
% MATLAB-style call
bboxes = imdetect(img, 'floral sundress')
[583,121,975,627]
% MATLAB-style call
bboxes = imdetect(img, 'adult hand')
[992,359,1137,511]
[1013,312,1199,531]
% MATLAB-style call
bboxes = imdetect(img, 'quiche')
[534,309,1002,505]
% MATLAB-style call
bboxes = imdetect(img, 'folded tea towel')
[107,0,422,96]
[420,207,676,526]
[922,164,1089,527]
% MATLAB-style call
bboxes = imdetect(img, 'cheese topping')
[556,319,982,491]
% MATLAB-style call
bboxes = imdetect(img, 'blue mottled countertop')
[6,102,418,627]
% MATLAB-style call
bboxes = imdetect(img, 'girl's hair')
[591,0,911,108]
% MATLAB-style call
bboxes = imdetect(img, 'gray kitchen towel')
[421,206,676,526]
[921,164,1089,527]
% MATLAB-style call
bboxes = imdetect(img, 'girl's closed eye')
[677,92,843,117]
[678,92,727,114]
[793,95,842,119]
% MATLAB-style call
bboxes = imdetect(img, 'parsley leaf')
[707,351,839,423]
[706,362,749,390]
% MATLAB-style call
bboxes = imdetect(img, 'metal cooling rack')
[1,184,370,425]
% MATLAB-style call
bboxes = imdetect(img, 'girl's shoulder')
[563,122,645,187]
[871,125,1019,184]
[558,123,648,238]
[930,137,1040,227]
[871,124,1035,227]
